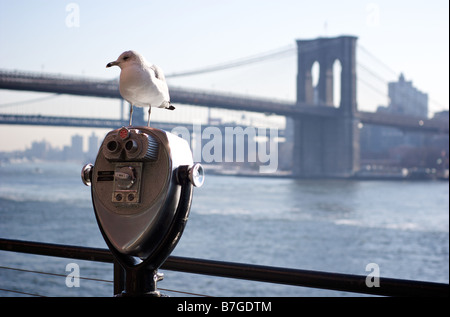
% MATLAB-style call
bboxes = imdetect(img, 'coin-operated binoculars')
[81,126,204,296]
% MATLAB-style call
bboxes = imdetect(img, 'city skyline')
[0,131,101,162]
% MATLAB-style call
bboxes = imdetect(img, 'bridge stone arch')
[293,36,360,177]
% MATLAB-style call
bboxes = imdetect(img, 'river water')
[0,161,448,297]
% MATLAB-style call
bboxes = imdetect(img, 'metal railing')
[1,238,448,297]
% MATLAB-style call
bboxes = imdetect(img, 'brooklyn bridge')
[0,36,448,177]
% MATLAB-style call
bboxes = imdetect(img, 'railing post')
[113,260,125,296]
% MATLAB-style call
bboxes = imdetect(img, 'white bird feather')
[106,50,174,126]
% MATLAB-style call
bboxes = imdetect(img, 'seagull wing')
[148,64,174,110]
[150,64,166,82]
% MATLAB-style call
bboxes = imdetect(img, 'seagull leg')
[128,104,133,126]
[147,106,152,127]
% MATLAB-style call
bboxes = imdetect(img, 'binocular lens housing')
[107,140,121,153]
[102,127,159,162]
[125,139,138,153]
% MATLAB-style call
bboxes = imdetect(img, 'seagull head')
[106,50,144,69]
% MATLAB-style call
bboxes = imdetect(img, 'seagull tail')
[160,101,175,110]
[166,101,175,110]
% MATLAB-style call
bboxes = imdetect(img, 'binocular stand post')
[114,262,165,297]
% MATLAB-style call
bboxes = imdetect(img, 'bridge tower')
[293,36,360,177]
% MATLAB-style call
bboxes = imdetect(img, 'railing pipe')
[0,238,448,297]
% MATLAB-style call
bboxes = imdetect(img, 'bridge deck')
[0,69,448,133]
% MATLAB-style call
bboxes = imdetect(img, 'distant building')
[87,132,99,160]
[387,73,428,118]
[360,73,431,165]
[69,134,84,161]
[25,140,51,160]
[72,134,83,152]
[432,110,449,121]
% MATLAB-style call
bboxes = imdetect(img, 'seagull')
[106,50,174,126]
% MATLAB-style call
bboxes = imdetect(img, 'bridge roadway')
[0,113,288,138]
[0,69,448,133]
[0,113,176,130]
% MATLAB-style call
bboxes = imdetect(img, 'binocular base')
[114,267,168,297]
[115,291,168,297]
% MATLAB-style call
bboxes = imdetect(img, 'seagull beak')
[106,61,119,68]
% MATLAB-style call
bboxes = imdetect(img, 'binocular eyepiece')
[102,127,159,162]
[82,126,204,296]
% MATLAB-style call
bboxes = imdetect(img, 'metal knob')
[81,163,93,186]
[188,163,205,187]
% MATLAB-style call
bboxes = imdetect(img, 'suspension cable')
[0,93,61,109]
[357,44,398,77]
[166,45,296,78]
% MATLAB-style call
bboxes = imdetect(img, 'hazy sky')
[0,0,448,151]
